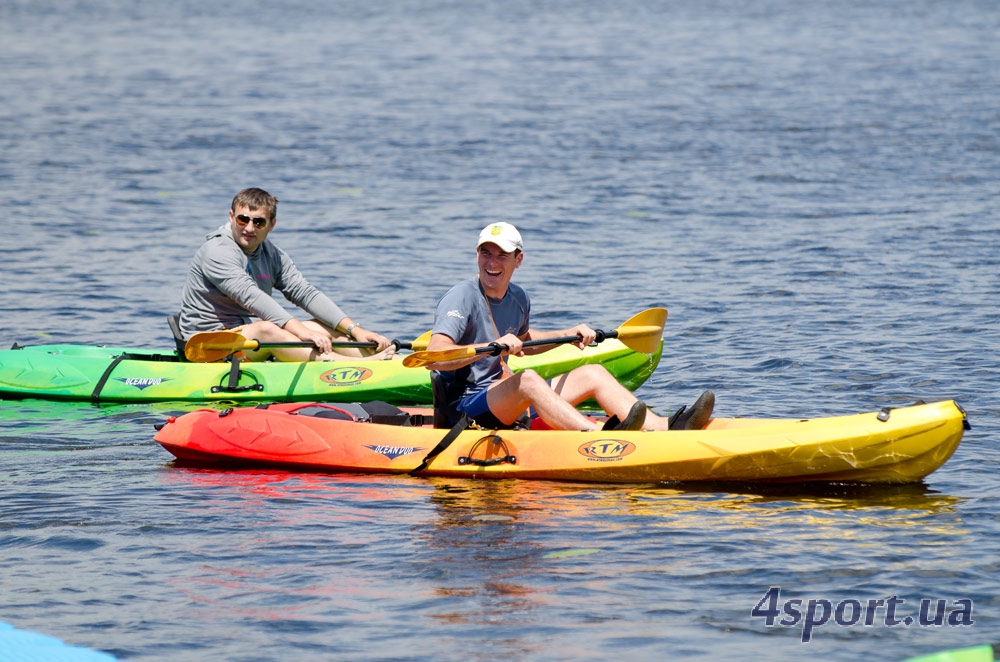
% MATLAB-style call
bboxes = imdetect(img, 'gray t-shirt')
[178,224,347,339]
[431,277,530,403]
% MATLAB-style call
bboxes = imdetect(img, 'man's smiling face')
[477,242,522,299]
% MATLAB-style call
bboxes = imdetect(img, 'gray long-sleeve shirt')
[177,224,347,340]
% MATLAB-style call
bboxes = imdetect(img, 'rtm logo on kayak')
[114,377,173,390]
[578,439,636,462]
[320,367,374,386]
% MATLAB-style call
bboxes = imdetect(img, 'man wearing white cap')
[423,222,714,431]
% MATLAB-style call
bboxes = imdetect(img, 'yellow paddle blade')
[184,331,257,362]
[614,307,667,354]
[187,329,428,363]
[409,330,432,352]
[402,346,477,368]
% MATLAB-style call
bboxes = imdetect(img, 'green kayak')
[0,339,662,404]
[901,644,999,662]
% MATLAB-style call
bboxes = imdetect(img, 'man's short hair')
[231,188,278,221]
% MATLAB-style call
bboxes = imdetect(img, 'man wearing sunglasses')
[177,187,393,361]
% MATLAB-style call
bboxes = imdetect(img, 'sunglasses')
[234,214,269,229]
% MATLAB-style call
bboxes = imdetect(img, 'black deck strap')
[410,413,470,475]
[91,354,128,403]
[210,355,264,393]
[406,413,433,427]
[90,350,189,403]
[225,356,241,390]
[118,352,182,363]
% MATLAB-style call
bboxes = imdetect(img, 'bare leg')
[238,320,393,362]
[238,320,314,361]
[485,370,603,430]
[299,320,389,359]
[550,364,672,431]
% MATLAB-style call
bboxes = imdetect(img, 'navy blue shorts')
[454,384,541,429]
[454,387,509,429]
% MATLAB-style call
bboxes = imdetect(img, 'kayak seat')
[431,371,461,429]
[167,313,186,356]
[429,371,529,430]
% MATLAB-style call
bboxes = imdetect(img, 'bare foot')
[372,346,396,360]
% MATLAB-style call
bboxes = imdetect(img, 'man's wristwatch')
[345,323,359,338]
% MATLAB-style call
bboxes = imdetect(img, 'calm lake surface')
[2,1,999,659]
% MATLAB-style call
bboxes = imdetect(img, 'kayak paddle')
[401,307,667,368]
[185,330,432,363]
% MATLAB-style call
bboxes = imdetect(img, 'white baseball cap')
[476,222,523,252]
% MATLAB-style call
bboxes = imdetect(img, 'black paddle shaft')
[483,329,616,355]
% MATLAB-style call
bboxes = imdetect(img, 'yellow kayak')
[154,399,968,484]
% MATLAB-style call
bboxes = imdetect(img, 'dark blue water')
[2,1,999,659]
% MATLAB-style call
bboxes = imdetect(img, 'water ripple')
[2,0,999,660]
